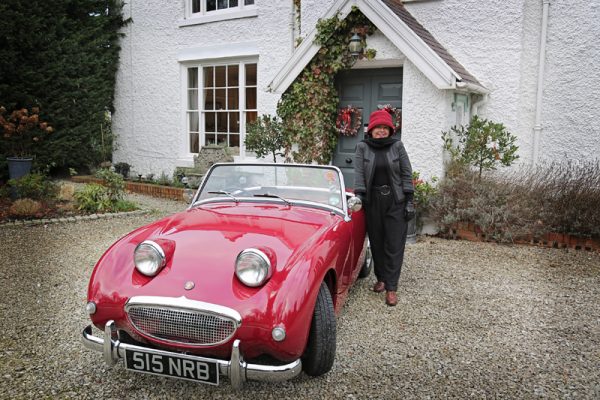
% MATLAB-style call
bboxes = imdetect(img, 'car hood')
[95,201,343,305]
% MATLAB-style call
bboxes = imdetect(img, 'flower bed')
[71,176,187,201]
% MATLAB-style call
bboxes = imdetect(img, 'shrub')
[7,173,58,201]
[430,159,600,241]
[75,168,139,213]
[95,168,125,203]
[9,198,42,217]
[245,115,287,163]
[74,183,111,212]
[510,160,600,237]
[442,115,519,179]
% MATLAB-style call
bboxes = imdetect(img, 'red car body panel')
[88,201,366,362]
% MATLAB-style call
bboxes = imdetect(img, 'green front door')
[333,68,403,189]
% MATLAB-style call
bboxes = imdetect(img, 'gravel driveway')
[1,192,599,399]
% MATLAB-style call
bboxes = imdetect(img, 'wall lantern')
[348,32,363,57]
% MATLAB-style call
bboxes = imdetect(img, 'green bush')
[95,168,124,203]
[7,173,58,201]
[74,183,111,212]
[442,115,519,179]
[75,168,138,213]
[245,115,287,163]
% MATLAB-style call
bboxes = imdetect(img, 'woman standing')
[354,109,414,306]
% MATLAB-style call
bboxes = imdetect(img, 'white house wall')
[540,0,600,162]
[405,0,600,164]
[113,0,599,178]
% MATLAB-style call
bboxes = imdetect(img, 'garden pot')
[7,157,33,180]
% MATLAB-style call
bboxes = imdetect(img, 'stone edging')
[0,209,151,228]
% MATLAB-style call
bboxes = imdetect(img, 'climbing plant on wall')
[277,7,376,164]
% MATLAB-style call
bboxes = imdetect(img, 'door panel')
[333,68,403,189]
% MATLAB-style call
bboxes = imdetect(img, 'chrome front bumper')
[82,321,302,389]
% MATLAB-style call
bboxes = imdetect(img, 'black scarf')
[363,136,399,149]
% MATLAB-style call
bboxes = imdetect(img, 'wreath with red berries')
[378,104,402,133]
[336,105,363,136]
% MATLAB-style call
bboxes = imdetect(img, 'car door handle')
[345,158,352,164]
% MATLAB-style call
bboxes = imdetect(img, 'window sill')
[179,8,258,27]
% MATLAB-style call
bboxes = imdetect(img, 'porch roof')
[268,0,487,94]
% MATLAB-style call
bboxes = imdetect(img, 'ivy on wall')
[277,8,376,164]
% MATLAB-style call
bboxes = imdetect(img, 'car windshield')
[195,164,345,210]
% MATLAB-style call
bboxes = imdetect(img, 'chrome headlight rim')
[134,240,166,277]
[235,248,271,287]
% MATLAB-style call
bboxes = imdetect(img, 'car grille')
[127,306,237,346]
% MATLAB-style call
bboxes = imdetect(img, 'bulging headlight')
[134,240,166,276]
[235,248,271,287]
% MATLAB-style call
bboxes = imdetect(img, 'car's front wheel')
[302,281,336,376]
[358,240,372,278]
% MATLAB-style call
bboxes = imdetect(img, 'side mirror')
[347,196,362,213]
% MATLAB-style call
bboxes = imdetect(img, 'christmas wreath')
[336,105,362,136]
[379,104,402,133]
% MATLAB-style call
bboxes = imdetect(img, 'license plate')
[124,348,219,385]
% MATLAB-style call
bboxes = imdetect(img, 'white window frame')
[182,58,258,157]
[181,0,257,26]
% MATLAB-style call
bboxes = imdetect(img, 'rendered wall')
[113,0,599,179]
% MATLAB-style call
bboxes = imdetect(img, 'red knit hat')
[367,109,394,133]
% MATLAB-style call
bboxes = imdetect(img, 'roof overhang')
[268,0,488,94]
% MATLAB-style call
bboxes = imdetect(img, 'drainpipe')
[532,0,551,165]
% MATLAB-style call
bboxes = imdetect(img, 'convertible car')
[82,163,371,388]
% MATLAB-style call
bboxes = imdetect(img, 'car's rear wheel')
[302,281,336,376]
[358,240,372,278]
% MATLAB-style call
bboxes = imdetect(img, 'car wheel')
[302,281,336,376]
[358,242,372,279]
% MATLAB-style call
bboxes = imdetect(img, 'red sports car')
[82,163,371,388]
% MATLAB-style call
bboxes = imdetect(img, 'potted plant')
[0,106,53,179]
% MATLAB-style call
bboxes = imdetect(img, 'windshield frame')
[189,163,351,218]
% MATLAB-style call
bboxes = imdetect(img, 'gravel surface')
[0,192,599,399]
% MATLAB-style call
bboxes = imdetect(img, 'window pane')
[188,68,198,88]
[246,111,257,124]
[229,112,239,132]
[189,132,199,153]
[204,67,214,87]
[217,0,227,10]
[217,112,228,132]
[230,0,238,7]
[244,0,254,4]
[188,89,198,110]
[189,112,199,132]
[229,134,240,147]
[206,134,216,145]
[192,0,201,13]
[207,0,216,11]
[204,89,214,110]
[205,112,216,131]
[246,88,257,109]
[217,134,228,146]
[215,89,226,110]
[227,88,239,109]
[215,66,226,87]
[245,63,257,86]
[227,65,239,86]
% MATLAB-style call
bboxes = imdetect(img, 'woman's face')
[371,125,391,138]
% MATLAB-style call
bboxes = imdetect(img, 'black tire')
[302,282,336,376]
[358,240,372,279]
